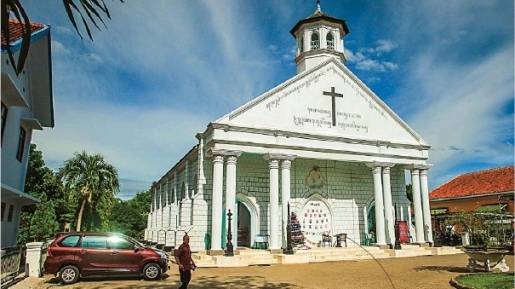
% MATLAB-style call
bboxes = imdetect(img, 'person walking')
[174,234,196,289]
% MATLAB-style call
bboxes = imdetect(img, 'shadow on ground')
[414,265,471,273]
[42,274,297,289]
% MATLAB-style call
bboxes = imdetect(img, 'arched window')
[311,32,319,50]
[171,188,175,204]
[181,183,186,200]
[326,32,334,50]
[299,36,304,53]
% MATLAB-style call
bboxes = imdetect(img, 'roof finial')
[316,0,321,12]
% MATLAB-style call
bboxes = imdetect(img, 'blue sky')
[24,0,514,200]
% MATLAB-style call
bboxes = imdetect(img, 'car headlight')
[158,251,169,260]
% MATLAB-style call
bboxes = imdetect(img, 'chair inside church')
[322,234,332,247]
[362,232,372,246]
[253,234,269,249]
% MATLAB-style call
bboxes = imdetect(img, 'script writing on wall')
[293,107,369,133]
[265,71,326,111]
[326,65,387,119]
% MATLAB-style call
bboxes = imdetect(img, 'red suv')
[44,232,169,284]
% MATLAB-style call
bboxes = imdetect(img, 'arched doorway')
[236,202,251,247]
[367,203,376,243]
[235,193,260,248]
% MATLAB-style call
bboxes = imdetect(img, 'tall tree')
[20,144,72,243]
[109,199,145,239]
[1,0,123,75]
[406,184,413,203]
[58,151,120,232]
[30,194,59,242]
[131,190,152,216]
[108,190,151,239]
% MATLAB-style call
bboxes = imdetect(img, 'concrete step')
[425,246,465,255]
[386,248,434,258]
[189,245,464,267]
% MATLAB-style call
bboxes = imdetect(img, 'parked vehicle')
[44,232,169,284]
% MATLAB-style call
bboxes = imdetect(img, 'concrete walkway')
[10,253,514,289]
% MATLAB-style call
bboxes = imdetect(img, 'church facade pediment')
[210,58,429,163]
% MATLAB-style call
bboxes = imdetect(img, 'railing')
[1,245,23,285]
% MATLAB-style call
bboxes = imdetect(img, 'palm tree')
[1,0,123,75]
[58,151,120,232]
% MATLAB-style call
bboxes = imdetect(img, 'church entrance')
[236,201,251,247]
[367,203,376,243]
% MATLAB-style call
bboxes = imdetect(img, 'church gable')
[215,59,427,146]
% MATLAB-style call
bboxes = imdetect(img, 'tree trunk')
[76,199,86,232]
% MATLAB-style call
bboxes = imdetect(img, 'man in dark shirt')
[174,234,196,289]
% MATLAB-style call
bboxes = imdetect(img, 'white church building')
[144,3,434,253]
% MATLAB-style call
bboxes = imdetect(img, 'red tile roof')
[1,19,46,46]
[430,166,514,200]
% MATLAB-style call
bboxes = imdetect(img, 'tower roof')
[290,2,349,37]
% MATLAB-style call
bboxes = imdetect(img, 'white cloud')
[345,39,398,73]
[50,40,69,55]
[87,53,103,63]
[406,45,514,189]
[33,98,210,182]
[375,39,398,53]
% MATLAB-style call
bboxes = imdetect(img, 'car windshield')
[115,233,146,248]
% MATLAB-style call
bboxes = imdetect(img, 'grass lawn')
[455,273,515,289]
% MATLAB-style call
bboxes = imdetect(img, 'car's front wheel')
[143,263,161,280]
[59,265,80,284]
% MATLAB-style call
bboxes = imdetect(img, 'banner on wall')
[300,199,332,244]
[398,221,409,243]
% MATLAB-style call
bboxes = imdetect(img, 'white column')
[281,159,292,248]
[420,169,433,243]
[225,154,240,247]
[153,188,158,212]
[372,166,386,245]
[363,206,368,235]
[269,159,280,250]
[211,154,224,251]
[382,167,395,245]
[411,169,425,243]
[160,184,164,227]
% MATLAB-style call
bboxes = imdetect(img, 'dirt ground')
[12,253,515,289]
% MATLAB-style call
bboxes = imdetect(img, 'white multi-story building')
[1,20,54,248]
[145,3,433,253]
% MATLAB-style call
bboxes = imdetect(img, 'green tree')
[58,151,120,232]
[1,0,123,75]
[109,199,144,239]
[19,144,72,243]
[406,184,413,203]
[445,211,512,248]
[130,190,152,216]
[109,190,151,239]
[30,194,59,241]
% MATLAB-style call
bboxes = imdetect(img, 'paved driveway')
[12,254,515,289]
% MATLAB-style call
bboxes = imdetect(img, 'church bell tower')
[290,1,350,74]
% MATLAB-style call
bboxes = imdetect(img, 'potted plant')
[444,210,511,272]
